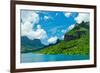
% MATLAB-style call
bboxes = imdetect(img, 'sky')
[20,10,90,45]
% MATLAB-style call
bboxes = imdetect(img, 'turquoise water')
[21,53,89,63]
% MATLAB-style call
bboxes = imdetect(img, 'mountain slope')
[21,36,45,53]
[33,21,89,55]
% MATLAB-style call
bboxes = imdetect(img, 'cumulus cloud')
[21,21,33,36]
[26,25,47,40]
[64,12,71,17]
[68,24,75,31]
[21,11,48,44]
[48,36,58,44]
[21,11,39,24]
[21,11,39,36]
[75,13,90,24]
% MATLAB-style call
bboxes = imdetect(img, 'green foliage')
[33,34,89,55]
[32,22,90,56]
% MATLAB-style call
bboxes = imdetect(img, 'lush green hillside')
[32,22,89,55]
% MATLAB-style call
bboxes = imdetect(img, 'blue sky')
[20,10,89,45]
[39,11,78,38]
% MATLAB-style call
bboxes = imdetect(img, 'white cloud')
[75,13,90,24]
[21,11,39,24]
[21,22,32,36]
[44,16,49,20]
[22,24,47,40]
[27,25,47,40]
[21,11,40,37]
[60,35,64,40]
[48,36,58,44]
[21,11,48,44]
[41,38,49,46]
[68,24,75,31]
[64,12,71,17]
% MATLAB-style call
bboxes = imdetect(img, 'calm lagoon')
[21,53,89,63]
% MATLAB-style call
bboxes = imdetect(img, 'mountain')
[33,21,89,55]
[21,36,45,53]
[64,21,89,41]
